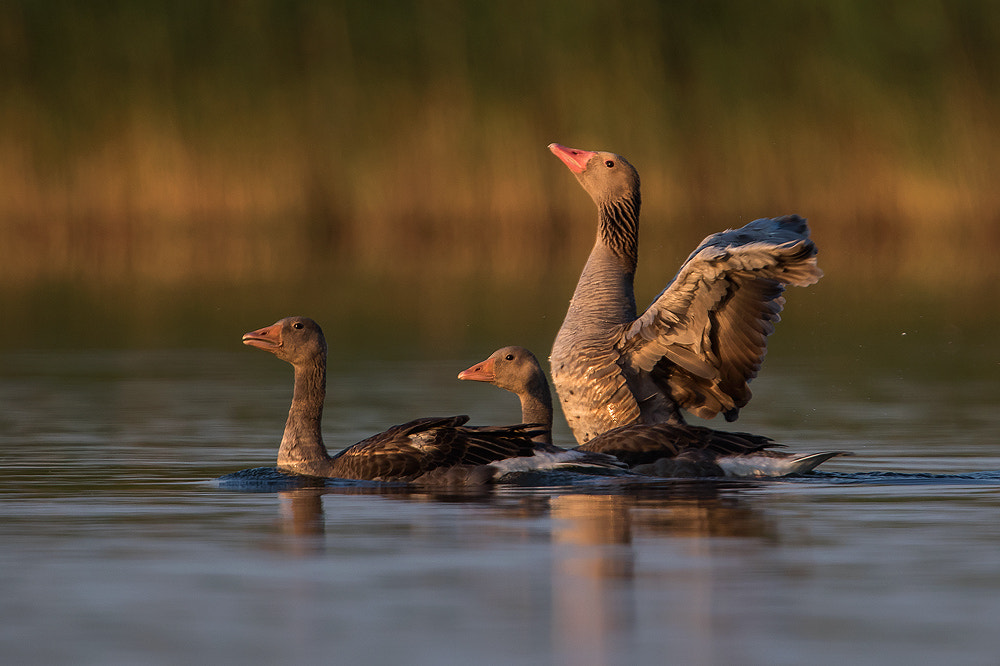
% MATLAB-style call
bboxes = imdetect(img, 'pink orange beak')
[457,356,496,382]
[242,323,282,350]
[548,143,596,174]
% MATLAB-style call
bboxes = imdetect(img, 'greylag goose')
[455,342,628,475]
[459,346,847,477]
[242,316,546,484]
[548,143,823,444]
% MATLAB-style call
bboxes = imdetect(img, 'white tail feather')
[718,451,849,478]
[490,450,628,475]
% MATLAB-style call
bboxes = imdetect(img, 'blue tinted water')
[2,345,999,665]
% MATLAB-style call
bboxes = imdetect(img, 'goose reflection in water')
[265,481,772,664]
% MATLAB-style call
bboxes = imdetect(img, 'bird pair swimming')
[236,143,846,483]
[241,316,627,484]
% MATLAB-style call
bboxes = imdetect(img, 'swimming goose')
[548,143,822,444]
[459,346,846,477]
[241,316,545,484]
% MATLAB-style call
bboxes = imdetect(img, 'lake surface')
[2,321,999,665]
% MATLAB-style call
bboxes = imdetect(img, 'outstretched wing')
[621,215,821,421]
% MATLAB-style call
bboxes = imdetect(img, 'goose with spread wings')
[548,143,822,445]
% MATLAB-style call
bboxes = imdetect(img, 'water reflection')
[278,489,326,539]
[549,486,772,665]
[550,494,635,664]
[264,478,774,664]
[269,480,772,542]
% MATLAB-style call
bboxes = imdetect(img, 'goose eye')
[293,322,304,329]
[604,160,615,168]
[505,354,514,361]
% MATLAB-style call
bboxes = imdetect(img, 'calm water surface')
[2,333,999,665]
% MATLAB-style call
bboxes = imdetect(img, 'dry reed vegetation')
[1,0,998,291]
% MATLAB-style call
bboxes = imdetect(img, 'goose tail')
[718,451,850,478]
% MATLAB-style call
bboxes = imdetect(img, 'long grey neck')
[562,195,641,328]
[277,358,331,467]
[518,375,554,446]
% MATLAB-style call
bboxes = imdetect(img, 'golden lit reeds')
[1,0,998,293]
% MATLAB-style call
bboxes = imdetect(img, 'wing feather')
[330,416,541,481]
[622,215,821,421]
[578,422,778,467]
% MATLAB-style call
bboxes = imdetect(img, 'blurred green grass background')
[1,0,997,350]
